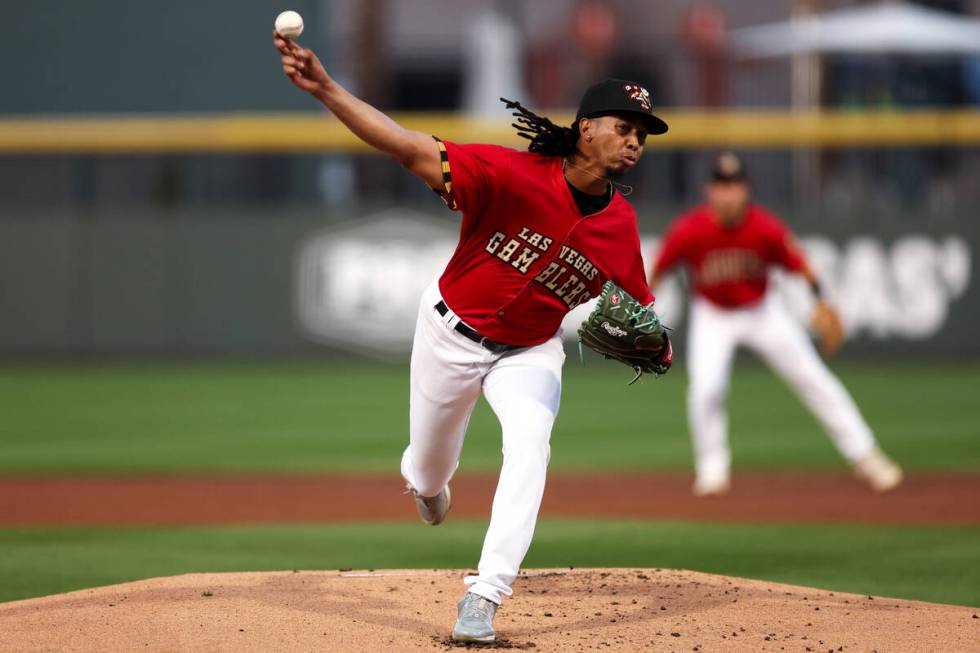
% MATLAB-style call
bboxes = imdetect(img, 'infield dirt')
[2,472,978,526]
[1,568,976,652]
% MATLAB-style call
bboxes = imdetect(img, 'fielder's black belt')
[434,301,522,354]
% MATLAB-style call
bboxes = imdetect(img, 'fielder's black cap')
[575,78,669,136]
[710,151,748,182]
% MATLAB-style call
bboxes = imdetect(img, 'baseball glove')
[577,281,672,385]
[811,300,844,357]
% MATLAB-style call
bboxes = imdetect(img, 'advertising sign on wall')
[295,211,973,356]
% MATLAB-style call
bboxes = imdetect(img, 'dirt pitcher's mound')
[1,569,976,652]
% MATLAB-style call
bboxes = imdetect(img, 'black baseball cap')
[710,151,748,182]
[575,78,669,136]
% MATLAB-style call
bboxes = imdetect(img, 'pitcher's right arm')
[274,32,443,191]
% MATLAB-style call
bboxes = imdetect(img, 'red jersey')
[435,140,653,347]
[653,204,805,308]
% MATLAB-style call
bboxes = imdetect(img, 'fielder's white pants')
[400,279,564,605]
[687,294,876,484]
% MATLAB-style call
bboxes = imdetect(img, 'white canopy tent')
[732,1,980,58]
[728,2,980,204]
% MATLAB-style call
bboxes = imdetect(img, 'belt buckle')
[479,336,503,353]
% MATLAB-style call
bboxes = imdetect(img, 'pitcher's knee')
[503,438,551,470]
[501,419,553,462]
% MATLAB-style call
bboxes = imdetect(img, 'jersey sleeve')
[762,210,806,272]
[623,255,655,305]
[435,140,515,215]
[618,227,655,305]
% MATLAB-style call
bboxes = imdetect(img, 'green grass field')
[0,520,980,606]
[1,360,978,606]
[1,520,978,606]
[0,360,977,473]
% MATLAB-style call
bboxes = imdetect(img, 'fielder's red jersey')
[435,140,653,347]
[653,204,805,308]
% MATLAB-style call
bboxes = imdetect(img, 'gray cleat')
[407,484,451,526]
[452,592,498,643]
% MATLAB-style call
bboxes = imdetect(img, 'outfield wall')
[0,206,975,358]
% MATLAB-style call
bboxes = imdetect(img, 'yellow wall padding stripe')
[1,110,979,153]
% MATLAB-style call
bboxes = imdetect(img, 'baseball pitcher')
[274,33,671,642]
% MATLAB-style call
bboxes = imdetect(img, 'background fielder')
[649,152,903,496]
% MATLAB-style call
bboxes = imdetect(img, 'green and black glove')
[577,281,672,384]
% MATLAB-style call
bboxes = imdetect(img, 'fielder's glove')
[811,300,844,357]
[577,281,673,385]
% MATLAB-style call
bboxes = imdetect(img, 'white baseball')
[275,10,304,39]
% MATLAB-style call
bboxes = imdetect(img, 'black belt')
[434,301,522,354]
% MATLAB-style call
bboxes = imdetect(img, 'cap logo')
[623,84,652,112]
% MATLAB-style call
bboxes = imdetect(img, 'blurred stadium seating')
[0,0,977,358]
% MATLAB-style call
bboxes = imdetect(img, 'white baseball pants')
[400,279,565,605]
[687,293,876,484]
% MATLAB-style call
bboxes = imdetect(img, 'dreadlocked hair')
[500,97,579,157]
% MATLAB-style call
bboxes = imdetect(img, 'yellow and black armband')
[431,136,457,211]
